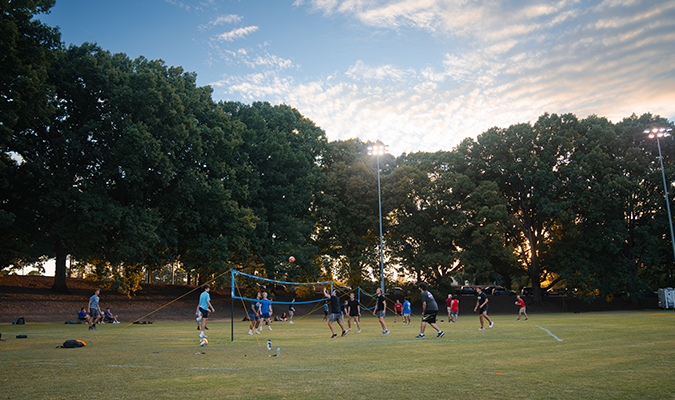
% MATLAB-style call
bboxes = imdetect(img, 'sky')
[37,0,675,157]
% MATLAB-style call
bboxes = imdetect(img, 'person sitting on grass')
[78,308,89,324]
[104,308,120,324]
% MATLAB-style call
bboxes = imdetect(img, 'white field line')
[535,325,563,342]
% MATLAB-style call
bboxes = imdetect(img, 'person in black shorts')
[324,287,346,338]
[474,287,494,330]
[416,283,444,338]
[346,292,361,333]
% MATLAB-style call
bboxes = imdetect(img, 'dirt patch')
[0,276,660,324]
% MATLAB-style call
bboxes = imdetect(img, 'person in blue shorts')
[248,292,262,335]
[196,284,214,338]
[402,297,412,325]
[260,292,273,331]
[288,298,296,324]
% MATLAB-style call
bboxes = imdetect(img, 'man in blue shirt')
[87,289,101,331]
[260,292,273,331]
[402,297,412,325]
[196,284,214,338]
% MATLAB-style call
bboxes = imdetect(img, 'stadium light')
[367,143,386,293]
[645,127,675,263]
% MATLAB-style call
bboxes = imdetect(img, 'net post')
[230,269,234,342]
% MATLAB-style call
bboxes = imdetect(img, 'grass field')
[1,311,674,399]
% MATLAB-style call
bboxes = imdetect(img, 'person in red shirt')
[449,295,459,323]
[515,295,528,321]
[446,294,453,322]
[394,299,403,323]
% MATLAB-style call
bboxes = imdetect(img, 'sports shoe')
[346,328,351,332]
[517,318,520,321]
[357,330,361,333]
[437,331,445,338]
[199,332,207,338]
[416,334,425,338]
[525,318,528,320]
[92,326,97,330]
[341,330,347,337]
[268,327,272,331]
[255,329,260,334]
[331,334,337,338]
[479,327,485,330]
[88,327,94,330]
[248,330,253,335]
[489,322,494,328]
[383,330,390,335]
[289,321,294,324]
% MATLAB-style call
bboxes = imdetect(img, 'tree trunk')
[52,250,69,293]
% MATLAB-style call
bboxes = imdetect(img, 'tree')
[314,139,390,287]
[548,113,674,298]
[0,0,60,270]
[220,101,327,282]
[469,113,578,303]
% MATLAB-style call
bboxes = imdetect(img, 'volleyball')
[200,338,208,346]
[289,256,295,262]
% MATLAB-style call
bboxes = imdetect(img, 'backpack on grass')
[59,339,86,348]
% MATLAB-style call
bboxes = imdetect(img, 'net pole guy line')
[93,268,231,346]
[230,269,333,341]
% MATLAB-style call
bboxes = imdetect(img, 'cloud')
[200,14,243,30]
[345,60,411,81]
[210,0,675,156]
[215,26,259,41]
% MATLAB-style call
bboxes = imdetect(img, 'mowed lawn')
[1,311,674,399]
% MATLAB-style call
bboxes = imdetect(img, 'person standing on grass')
[87,289,101,331]
[248,292,262,335]
[324,287,346,338]
[323,301,329,321]
[372,287,390,335]
[402,297,412,325]
[288,298,296,324]
[197,284,214,338]
[394,299,403,323]
[446,294,453,322]
[450,294,459,323]
[474,287,494,330]
[416,283,444,338]
[346,292,361,333]
[515,295,528,321]
[260,292,273,331]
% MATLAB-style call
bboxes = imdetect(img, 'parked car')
[387,287,403,295]
[547,288,565,296]
[492,286,516,296]
[521,287,549,297]
[456,286,477,295]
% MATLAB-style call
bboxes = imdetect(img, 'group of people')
[196,282,529,339]
[245,291,298,336]
[79,289,120,331]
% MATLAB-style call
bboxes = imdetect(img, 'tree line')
[2,2,673,302]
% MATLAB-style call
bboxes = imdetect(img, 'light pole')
[645,127,675,263]
[368,143,386,293]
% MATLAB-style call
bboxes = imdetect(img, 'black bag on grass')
[60,339,86,348]
[15,317,25,325]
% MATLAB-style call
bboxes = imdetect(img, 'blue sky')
[39,0,675,156]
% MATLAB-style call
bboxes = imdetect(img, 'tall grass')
[1,311,674,399]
